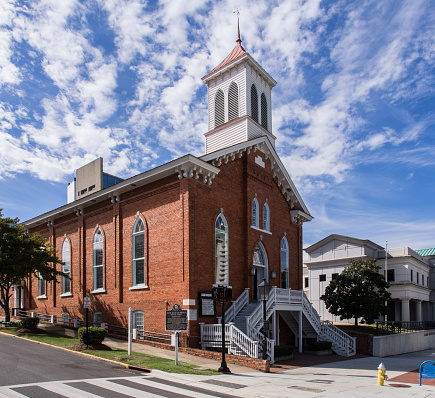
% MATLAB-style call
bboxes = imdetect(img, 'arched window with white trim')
[281,237,289,289]
[215,89,225,127]
[261,92,268,130]
[38,273,45,297]
[132,217,145,287]
[93,228,104,291]
[62,238,71,294]
[263,202,270,231]
[215,213,229,285]
[228,82,239,121]
[252,198,259,228]
[251,84,258,123]
[133,310,144,332]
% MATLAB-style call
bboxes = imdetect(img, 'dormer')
[202,23,277,154]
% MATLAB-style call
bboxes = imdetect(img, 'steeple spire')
[234,9,242,45]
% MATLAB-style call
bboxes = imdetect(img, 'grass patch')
[0,327,219,375]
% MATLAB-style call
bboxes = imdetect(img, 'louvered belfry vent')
[261,93,268,130]
[228,82,239,121]
[251,84,258,123]
[215,89,225,128]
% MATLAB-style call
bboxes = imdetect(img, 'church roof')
[202,23,276,87]
[202,41,247,80]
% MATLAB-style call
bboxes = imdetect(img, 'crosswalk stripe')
[85,379,168,397]
[0,389,28,398]
[42,382,103,398]
[145,377,240,397]
[130,377,239,398]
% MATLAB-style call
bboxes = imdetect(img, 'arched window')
[261,93,268,130]
[62,238,71,294]
[228,82,239,121]
[281,237,289,289]
[263,202,270,231]
[215,89,225,127]
[132,217,145,287]
[252,198,259,228]
[251,84,258,123]
[253,243,266,267]
[133,310,144,332]
[93,312,102,327]
[93,228,104,291]
[215,213,229,285]
[38,273,45,297]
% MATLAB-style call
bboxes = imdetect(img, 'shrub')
[20,317,40,330]
[274,345,295,357]
[78,326,107,345]
[307,341,332,351]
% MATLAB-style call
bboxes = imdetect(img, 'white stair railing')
[320,321,356,356]
[218,288,249,324]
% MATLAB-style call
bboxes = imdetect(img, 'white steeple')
[202,23,277,154]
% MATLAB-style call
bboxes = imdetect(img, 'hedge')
[20,317,40,330]
[78,326,107,345]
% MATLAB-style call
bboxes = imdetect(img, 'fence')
[376,321,435,335]
[12,309,171,344]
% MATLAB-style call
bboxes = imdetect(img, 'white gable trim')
[201,136,311,217]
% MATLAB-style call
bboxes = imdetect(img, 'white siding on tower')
[246,65,272,132]
[205,118,248,154]
[207,66,247,131]
[246,118,275,147]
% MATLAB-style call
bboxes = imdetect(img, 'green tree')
[320,258,391,326]
[0,210,66,322]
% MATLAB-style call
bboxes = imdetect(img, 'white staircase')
[201,287,356,363]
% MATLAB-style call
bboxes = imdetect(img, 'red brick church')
[10,28,356,361]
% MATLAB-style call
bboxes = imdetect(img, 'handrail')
[218,288,249,324]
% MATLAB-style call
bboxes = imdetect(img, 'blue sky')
[0,0,434,250]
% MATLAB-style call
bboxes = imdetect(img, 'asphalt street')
[0,334,135,386]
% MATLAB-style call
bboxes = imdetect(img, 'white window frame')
[93,228,104,292]
[252,198,259,228]
[133,310,144,335]
[61,238,71,295]
[215,213,229,286]
[280,237,289,289]
[132,217,146,288]
[37,272,46,298]
[263,202,270,231]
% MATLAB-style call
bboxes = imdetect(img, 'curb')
[0,331,151,373]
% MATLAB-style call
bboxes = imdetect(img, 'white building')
[304,234,433,323]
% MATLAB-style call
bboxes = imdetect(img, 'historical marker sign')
[165,304,188,332]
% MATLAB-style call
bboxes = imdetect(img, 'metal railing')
[376,321,435,335]
[12,309,171,344]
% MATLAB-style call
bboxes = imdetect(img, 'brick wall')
[10,147,303,352]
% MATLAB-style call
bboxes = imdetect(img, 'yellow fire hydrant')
[377,362,388,385]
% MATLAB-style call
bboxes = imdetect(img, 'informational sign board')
[83,297,91,308]
[199,291,216,316]
[165,304,188,332]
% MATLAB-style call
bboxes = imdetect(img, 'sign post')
[128,307,132,356]
[83,297,91,349]
[165,304,188,365]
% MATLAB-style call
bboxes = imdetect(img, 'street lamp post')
[258,278,271,360]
